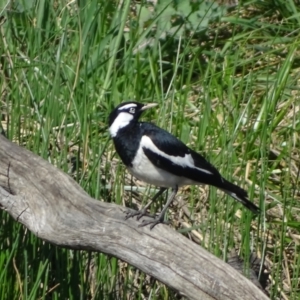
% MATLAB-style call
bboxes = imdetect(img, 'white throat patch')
[109,112,134,137]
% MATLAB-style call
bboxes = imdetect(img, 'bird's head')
[108,101,157,137]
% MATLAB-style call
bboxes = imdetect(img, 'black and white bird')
[108,102,259,229]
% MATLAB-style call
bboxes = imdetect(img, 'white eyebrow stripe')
[118,103,137,110]
[141,136,213,175]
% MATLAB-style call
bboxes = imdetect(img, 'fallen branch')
[0,135,268,300]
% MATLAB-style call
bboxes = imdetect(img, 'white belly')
[128,147,195,188]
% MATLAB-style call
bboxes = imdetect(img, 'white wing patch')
[140,136,213,175]
[109,112,134,137]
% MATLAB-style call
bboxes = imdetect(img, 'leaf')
[138,4,153,32]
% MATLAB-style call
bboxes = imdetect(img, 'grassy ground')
[1,0,300,299]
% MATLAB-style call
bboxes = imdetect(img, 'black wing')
[140,123,223,186]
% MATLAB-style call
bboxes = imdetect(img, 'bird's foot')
[138,216,169,230]
[124,209,155,221]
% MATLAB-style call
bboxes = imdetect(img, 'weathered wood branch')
[0,135,268,300]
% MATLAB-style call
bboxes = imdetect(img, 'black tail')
[219,179,260,214]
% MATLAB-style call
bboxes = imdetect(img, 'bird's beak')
[141,103,158,111]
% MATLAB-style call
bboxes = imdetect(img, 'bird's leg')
[139,185,178,230]
[125,187,167,220]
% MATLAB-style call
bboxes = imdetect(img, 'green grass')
[1,0,300,299]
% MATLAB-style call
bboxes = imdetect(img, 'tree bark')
[0,135,268,300]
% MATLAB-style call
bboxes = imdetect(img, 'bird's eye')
[129,107,135,114]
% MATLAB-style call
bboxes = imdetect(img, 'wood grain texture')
[0,135,268,300]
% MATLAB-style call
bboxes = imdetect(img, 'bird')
[108,101,260,229]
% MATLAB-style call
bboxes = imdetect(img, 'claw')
[138,217,170,230]
[124,209,155,221]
